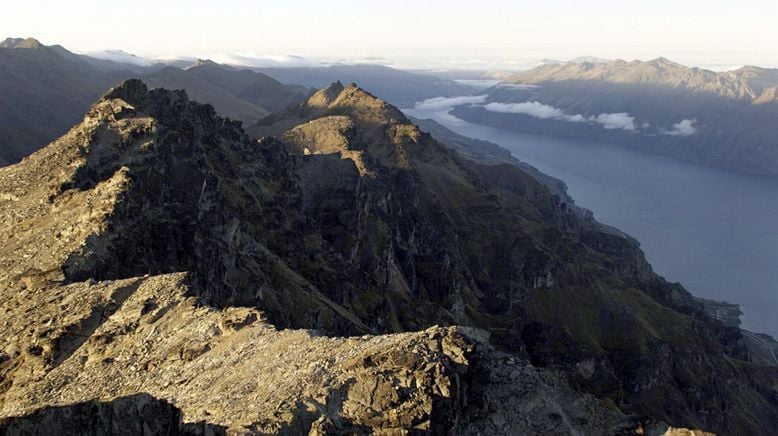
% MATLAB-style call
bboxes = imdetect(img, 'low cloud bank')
[593,113,636,130]
[412,96,655,134]
[414,95,488,111]
[84,50,153,67]
[663,119,697,136]
[484,102,635,131]
[496,83,542,90]
[210,53,321,68]
[484,101,569,120]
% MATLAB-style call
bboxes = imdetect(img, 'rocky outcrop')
[0,271,628,434]
[1,80,777,434]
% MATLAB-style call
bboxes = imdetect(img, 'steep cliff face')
[0,80,777,434]
[253,82,778,433]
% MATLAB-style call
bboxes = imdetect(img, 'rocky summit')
[0,79,777,435]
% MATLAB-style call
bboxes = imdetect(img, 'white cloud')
[327,56,392,66]
[414,95,488,111]
[83,50,152,66]
[593,112,636,130]
[662,119,697,136]
[483,101,636,131]
[495,83,542,90]
[484,101,569,119]
[209,53,322,68]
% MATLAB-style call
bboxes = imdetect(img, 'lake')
[404,100,778,338]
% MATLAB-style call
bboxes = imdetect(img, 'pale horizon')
[3,0,778,71]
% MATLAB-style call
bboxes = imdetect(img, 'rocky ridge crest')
[0,80,776,434]
[0,80,633,434]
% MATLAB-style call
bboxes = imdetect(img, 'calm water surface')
[405,103,778,337]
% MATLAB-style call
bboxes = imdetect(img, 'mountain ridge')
[1,75,778,433]
[507,57,778,102]
[0,37,308,167]
[0,79,641,434]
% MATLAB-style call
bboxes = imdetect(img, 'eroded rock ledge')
[0,273,629,434]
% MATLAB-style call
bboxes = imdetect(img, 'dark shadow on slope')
[51,280,143,370]
[0,393,228,436]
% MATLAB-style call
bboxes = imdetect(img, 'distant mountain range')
[510,57,778,101]
[5,40,777,174]
[0,37,312,165]
[253,64,473,107]
[142,61,310,122]
[57,42,478,105]
[539,56,612,65]
[0,38,125,166]
[0,38,471,167]
[451,57,778,174]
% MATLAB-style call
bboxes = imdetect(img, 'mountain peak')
[190,58,220,68]
[0,37,43,49]
[307,81,345,107]
[647,56,684,68]
[17,37,43,49]
[98,79,229,129]
[102,78,150,105]
[305,81,407,121]
[331,82,410,121]
[186,58,240,72]
[0,37,23,48]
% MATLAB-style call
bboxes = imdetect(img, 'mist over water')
[405,101,778,338]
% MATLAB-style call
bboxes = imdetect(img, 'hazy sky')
[3,0,777,70]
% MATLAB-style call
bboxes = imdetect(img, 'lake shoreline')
[403,102,778,338]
